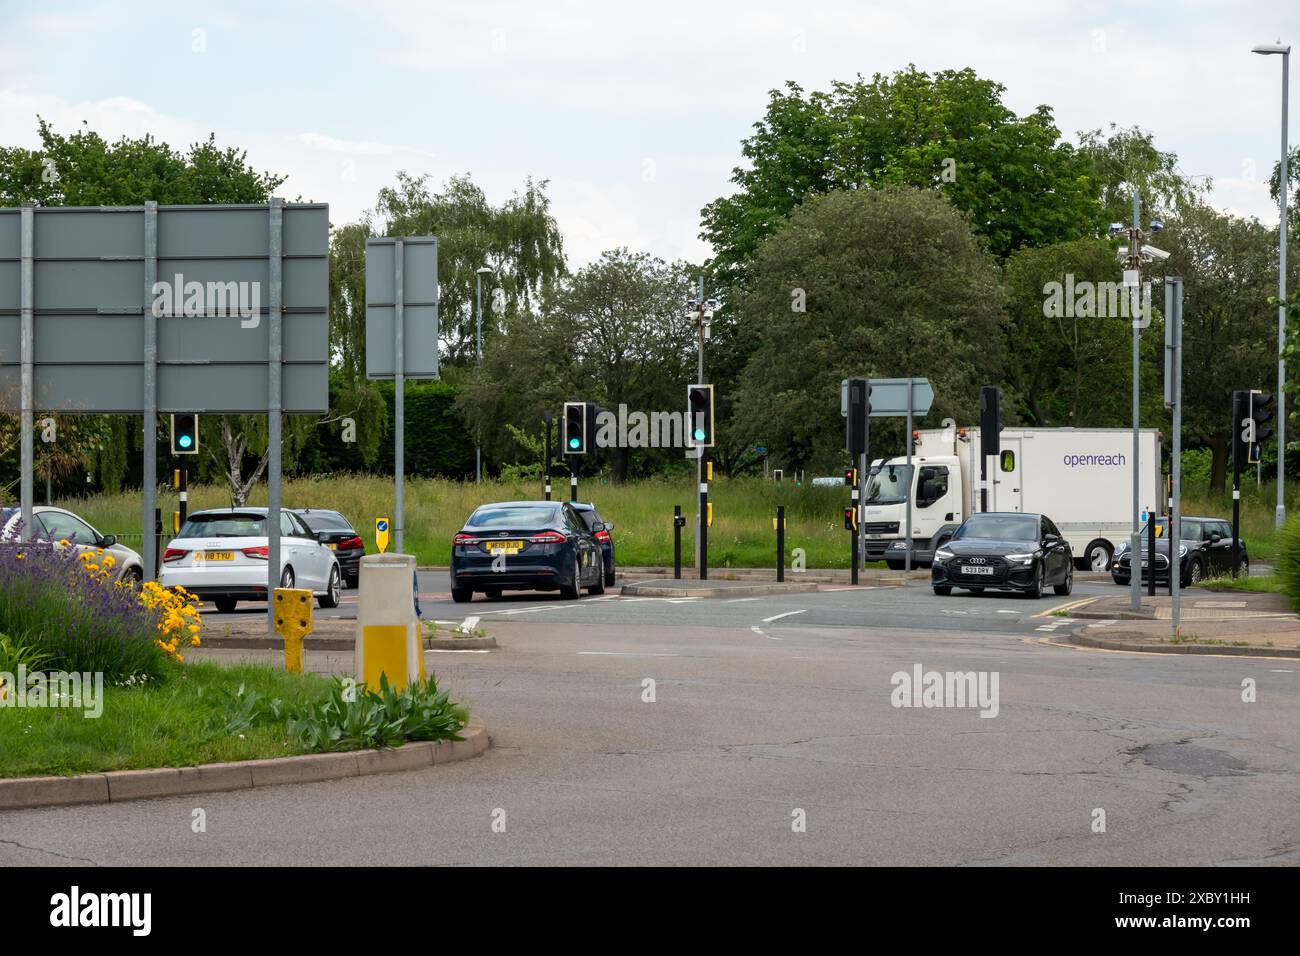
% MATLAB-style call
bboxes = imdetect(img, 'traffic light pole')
[673,505,683,579]
[544,414,552,501]
[850,473,860,585]
[1232,390,1243,579]
[776,505,785,582]
[701,452,712,579]
[570,461,578,503]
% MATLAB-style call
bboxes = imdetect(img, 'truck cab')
[860,455,963,568]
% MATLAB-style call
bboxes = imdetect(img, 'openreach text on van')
[0,667,104,718]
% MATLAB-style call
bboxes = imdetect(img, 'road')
[3,580,1298,866]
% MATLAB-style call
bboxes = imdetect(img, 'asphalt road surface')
[4,580,1298,866]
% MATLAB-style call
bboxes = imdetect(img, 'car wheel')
[885,558,905,571]
[124,567,143,589]
[1082,539,1112,572]
[933,586,952,596]
[484,586,503,600]
[1027,565,1044,599]
[1236,558,1249,578]
[318,566,341,609]
[560,553,581,600]
[587,555,605,595]
[1112,574,1129,586]
[1054,563,1074,596]
[214,596,237,614]
[451,587,473,603]
[280,566,295,590]
[346,574,359,590]
[1185,558,1204,587]
[605,564,616,587]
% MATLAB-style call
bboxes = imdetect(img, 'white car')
[1,505,145,584]
[160,507,342,613]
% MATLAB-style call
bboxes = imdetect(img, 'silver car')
[159,507,342,613]
[1,505,145,584]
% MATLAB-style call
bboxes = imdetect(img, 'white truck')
[860,426,1162,571]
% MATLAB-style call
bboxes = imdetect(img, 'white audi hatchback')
[160,507,342,613]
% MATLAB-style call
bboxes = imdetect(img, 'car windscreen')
[954,514,1040,542]
[465,505,559,530]
[178,514,267,538]
[864,464,912,505]
[297,511,352,531]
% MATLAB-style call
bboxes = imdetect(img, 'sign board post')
[0,200,329,635]
[365,237,439,557]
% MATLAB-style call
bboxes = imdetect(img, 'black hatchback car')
[450,500,605,603]
[293,509,365,588]
[572,502,617,587]
[932,512,1074,598]
[1111,515,1246,587]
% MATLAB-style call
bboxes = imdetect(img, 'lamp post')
[475,266,492,484]
[1253,41,1291,529]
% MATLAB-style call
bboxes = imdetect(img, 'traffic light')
[845,378,871,456]
[170,413,199,455]
[843,506,857,531]
[1250,391,1275,464]
[979,386,1002,458]
[687,384,715,448]
[844,467,858,487]
[563,402,588,454]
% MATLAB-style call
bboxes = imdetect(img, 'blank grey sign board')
[365,236,439,379]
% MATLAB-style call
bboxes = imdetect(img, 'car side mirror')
[604,522,614,531]
[1042,533,1059,546]
[100,534,117,548]
[1209,533,1222,543]
[317,531,330,543]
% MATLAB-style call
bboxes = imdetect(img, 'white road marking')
[426,649,491,654]
[725,597,761,603]
[1269,669,1294,673]
[762,609,807,623]
[577,651,680,657]
[823,586,884,592]
[459,615,480,633]
[750,625,782,642]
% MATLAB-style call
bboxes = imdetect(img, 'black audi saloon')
[932,512,1074,598]
[450,500,606,603]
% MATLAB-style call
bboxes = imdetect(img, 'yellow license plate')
[487,540,523,555]
[327,542,338,550]
[201,551,235,561]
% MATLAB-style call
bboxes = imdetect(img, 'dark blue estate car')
[450,500,605,603]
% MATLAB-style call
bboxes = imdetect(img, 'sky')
[1,0,1298,267]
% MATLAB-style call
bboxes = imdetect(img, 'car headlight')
[1179,545,1188,557]
[1005,552,1037,565]
[935,548,954,561]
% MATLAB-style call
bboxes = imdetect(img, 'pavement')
[1066,589,1300,655]
[4,576,1299,866]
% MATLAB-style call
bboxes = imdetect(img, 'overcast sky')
[1,0,1297,266]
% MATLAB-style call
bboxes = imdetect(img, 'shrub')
[1274,514,1300,611]
[0,543,196,682]
[222,673,468,752]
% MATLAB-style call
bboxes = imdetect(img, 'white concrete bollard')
[355,553,424,692]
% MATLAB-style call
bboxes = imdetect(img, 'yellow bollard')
[273,588,314,673]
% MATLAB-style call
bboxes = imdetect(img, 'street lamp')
[1252,41,1290,528]
[475,266,493,484]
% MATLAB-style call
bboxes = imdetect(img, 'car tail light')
[163,548,188,563]
[453,533,479,546]
[595,530,611,543]
[242,546,270,560]
[341,536,363,550]
[528,530,566,544]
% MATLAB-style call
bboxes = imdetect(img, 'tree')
[731,186,1006,472]
[1002,239,1138,427]
[372,173,566,363]
[1160,203,1284,491]
[458,249,697,482]
[700,66,1101,285]
[1077,124,1208,226]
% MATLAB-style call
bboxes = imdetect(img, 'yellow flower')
[58,539,70,547]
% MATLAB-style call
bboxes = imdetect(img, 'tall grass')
[64,472,1295,569]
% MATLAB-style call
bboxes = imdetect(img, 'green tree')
[458,249,697,482]
[1002,238,1138,427]
[372,172,566,363]
[1077,123,1208,226]
[732,186,1006,472]
[700,66,1101,285]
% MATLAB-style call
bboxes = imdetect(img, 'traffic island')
[0,716,490,811]
[620,578,820,598]
[1060,590,1300,658]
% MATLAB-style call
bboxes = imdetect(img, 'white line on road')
[1269,669,1294,673]
[823,586,884,592]
[577,651,681,657]
[751,625,782,641]
[426,649,492,654]
[726,597,761,603]
[762,609,807,623]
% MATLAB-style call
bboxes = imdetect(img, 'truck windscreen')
[864,465,913,506]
